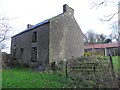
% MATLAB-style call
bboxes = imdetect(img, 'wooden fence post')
[65,61,68,78]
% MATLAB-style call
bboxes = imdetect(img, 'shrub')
[67,56,118,88]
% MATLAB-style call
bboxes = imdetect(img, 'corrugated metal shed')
[85,42,120,49]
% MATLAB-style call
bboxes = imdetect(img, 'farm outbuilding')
[84,42,120,56]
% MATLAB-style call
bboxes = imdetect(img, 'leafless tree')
[90,0,119,43]
[96,33,106,43]
[84,30,107,44]
[84,30,96,44]
[91,0,119,21]
[0,17,11,50]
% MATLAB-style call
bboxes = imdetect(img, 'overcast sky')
[0,0,118,53]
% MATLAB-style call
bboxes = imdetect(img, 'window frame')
[31,47,37,62]
[32,31,37,42]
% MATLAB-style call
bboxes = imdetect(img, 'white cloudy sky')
[0,0,118,53]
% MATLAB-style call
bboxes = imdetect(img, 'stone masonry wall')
[11,22,49,66]
[49,10,84,64]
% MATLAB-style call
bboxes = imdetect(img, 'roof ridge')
[12,19,49,38]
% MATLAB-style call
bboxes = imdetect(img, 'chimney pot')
[27,24,33,29]
[63,4,74,15]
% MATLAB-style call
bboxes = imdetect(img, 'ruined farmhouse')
[11,4,84,67]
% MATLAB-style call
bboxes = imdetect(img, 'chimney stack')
[63,4,74,15]
[27,24,33,29]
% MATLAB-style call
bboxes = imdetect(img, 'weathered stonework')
[49,8,84,63]
[11,4,84,67]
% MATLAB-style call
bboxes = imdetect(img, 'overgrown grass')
[2,67,69,88]
[2,56,119,88]
[112,56,120,74]
[67,56,118,88]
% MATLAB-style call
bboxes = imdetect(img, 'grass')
[2,67,69,88]
[2,56,119,88]
[112,56,120,74]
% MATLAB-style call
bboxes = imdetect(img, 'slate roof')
[85,42,120,49]
[12,19,49,37]
[12,12,65,38]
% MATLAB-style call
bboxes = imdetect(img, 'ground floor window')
[20,48,24,60]
[13,49,16,60]
[31,47,37,62]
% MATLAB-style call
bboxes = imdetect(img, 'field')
[2,67,69,88]
[112,56,119,73]
[2,56,119,88]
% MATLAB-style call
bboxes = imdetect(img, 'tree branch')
[91,0,118,22]
[0,22,11,42]
[91,0,108,9]
[100,11,120,21]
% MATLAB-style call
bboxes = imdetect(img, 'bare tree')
[91,0,119,21]
[84,30,96,44]
[0,17,11,50]
[84,30,107,44]
[96,33,106,43]
[91,0,119,42]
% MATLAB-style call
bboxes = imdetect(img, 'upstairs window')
[32,31,37,42]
